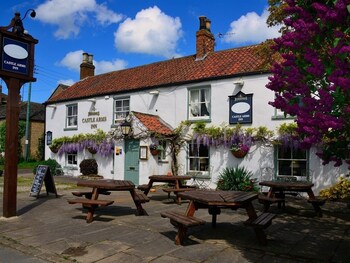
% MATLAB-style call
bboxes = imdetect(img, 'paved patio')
[0,175,349,263]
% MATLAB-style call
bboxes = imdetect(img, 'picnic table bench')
[162,187,194,204]
[162,190,275,245]
[160,210,206,245]
[68,179,148,223]
[138,175,192,204]
[259,181,326,216]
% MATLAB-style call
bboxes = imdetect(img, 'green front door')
[124,139,140,185]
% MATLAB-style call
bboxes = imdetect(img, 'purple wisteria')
[57,139,114,157]
[266,0,350,168]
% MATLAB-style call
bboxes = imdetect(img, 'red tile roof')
[133,111,173,136]
[47,44,269,103]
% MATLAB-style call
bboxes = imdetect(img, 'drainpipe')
[24,82,31,161]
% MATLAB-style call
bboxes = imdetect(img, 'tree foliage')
[0,121,26,158]
[266,0,350,168]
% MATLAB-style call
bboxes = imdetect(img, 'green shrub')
[216,166,258,192]
[319,176,350,201]
[33,158,61,176]
[79,159,98,175]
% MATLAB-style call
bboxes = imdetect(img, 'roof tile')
[47,45,268,103]
[133,111,173,136]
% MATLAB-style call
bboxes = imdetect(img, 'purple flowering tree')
[266,0,350,168]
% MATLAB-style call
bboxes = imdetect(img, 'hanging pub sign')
[0,28,37,82]
[229,91,253,124]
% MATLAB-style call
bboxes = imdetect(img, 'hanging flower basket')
[150,149,160,156]
[49,145,59,153]
[87,147,98,154]
[231,149,248,158]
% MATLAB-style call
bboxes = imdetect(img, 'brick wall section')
[196,29,215,60]
[20,121,44,159]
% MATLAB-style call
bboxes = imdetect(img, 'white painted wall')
[45,73,348,194]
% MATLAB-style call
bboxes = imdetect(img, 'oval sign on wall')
[4,44,28,59]
[231,102,250,114]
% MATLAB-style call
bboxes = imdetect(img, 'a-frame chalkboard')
[30,165,58,198]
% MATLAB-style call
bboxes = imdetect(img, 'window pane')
[189,88,210,118]
[277,145,308,180]
[115,98,130,120]
[189,143,197,157]
[278,160,291,175]
[293,149,306,159]
[278,147,291,159]
[188,141,209,172]
[189,158,199,170]
[200,89,210,116]
[67,152,77,165]
[199,144,208,157]
[66,104,77,127]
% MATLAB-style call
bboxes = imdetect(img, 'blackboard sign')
[30,165,58,198]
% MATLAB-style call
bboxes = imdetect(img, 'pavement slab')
[0,174,349,262]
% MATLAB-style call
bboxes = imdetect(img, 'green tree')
[0,121,26,159]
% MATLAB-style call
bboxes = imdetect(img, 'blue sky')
[0,0,280,103]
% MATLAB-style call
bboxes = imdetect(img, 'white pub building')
[45,17,347,194]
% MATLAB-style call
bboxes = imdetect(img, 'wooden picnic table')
[138,175,192,204]
[67,179,149,223]
[259,180,325,216]
[161,190,276,245]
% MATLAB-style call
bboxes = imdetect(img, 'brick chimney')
[80,52,95,80]
[196,16,215,60]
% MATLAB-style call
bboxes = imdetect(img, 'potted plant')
[216,166,258,191]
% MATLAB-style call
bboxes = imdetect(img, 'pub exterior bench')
[72,190,111,199]
[162,187,194,204]
[245,212,276,245]
[160,210,206,245]
[137,184,151,192]
[307,197,326,217]
[133,190,150,203]
[67,198,114,223]
[258,194,285,211]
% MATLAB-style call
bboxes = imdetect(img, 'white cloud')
[58,79,75,86]
[94,60,127,74]
[114,6,183,58]
[59,50,83,72]
[223,9,281,44]
[58,50,127,75]
[35,0,123,39]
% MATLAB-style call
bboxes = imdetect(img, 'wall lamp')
[149,90,159,95]
[120,120,132,137]
[22,9,36,21]
[47,104,57,109]
[233,79,244,86]
[87,98,96,103]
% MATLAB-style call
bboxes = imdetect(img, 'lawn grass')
[0,175,78,193]
[0,160,41,171]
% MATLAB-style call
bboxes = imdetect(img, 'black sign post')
[0,16,38,217]
[30,165,58,198]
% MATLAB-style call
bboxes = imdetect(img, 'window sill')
[64,127,78,131]
[271,115,295,120]
[188,118,211,123]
